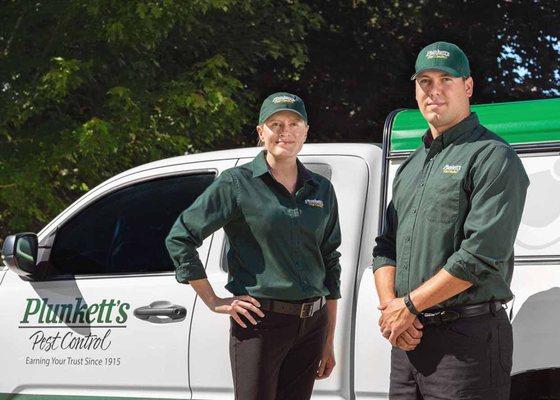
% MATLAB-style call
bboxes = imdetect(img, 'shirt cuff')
[442,251,479,285]
[325,288,341,300]
[371,256,397,273]
[175,261,207,283]
[324,268,341,299]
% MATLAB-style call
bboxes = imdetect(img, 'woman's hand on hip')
[210,296,265,328]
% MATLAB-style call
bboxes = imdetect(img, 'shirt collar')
[251,150,270,178]
[422,112,479,150]
[251,150,317,185]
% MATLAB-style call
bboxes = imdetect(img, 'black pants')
[229,305,328,400]
[390,308,513,400]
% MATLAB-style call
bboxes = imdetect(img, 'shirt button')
[412,208,417,214]
[406,236,411,242]
[420,182,424,187]
[402,264,408,270]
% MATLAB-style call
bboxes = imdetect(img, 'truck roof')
[390,98,560,153]
[108,143,380,182]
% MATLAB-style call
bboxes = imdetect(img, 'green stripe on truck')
[391,98,560,152]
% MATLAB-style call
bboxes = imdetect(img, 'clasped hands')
[378,297,423,351]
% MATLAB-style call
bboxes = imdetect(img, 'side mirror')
[1,233,38,276]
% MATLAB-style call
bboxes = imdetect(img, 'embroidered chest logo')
[305,199,324,208]
[442,164,462,174]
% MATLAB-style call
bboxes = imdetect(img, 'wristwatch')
[404,293,420,316]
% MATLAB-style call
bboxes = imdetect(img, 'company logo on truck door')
[19,297,131,364]
[20,298,130,325]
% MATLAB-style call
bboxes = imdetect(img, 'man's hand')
[210,295,265,328]
[316,338,335,379]
[378,301,423,351]
[378,297,419,347]
[394,319,423,351]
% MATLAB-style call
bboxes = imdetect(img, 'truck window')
[515,153,560,258]
[50,173,215,275]
[304,162,332,180]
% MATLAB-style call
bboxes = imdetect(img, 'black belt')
[258,297,326,318]
[419,301,504,326]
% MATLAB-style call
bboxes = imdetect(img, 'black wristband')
[404,293,420,316]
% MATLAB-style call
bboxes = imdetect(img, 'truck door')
[0,160,236,400]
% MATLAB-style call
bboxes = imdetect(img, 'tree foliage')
[0,0,320,236]
[1,0,559,238]
[255,0,560,142]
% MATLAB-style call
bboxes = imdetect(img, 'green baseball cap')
[258,92,308,124]
[411,41,470,80]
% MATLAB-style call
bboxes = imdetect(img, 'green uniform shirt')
[372,113,529,307]
[166,150,342,300]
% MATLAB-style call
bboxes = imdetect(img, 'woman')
[166,92,341,400]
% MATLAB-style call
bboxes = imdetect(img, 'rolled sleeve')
[165,170,238,284]
[321,187,342,299]
[175,257,207,283]
[371,201,398,272]
[442,249,481,283]
[442,145,529,285]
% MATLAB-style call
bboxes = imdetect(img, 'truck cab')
[0,144,383,400]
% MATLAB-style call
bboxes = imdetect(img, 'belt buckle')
[440,310,460,323]
[300,302,314,318]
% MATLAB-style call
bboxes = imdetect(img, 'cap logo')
[426,50,450,60]
[272,95,296,104]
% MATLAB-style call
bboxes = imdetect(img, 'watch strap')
[404,293,420,316]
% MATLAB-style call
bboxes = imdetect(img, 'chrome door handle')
[134,301,187,322]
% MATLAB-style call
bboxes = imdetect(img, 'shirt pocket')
[424,174,462,223]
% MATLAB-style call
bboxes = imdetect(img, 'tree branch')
[2,11,25,57]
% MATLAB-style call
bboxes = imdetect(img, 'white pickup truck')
[2,98,560,400]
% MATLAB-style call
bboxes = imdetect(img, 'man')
[371,41,529,399]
